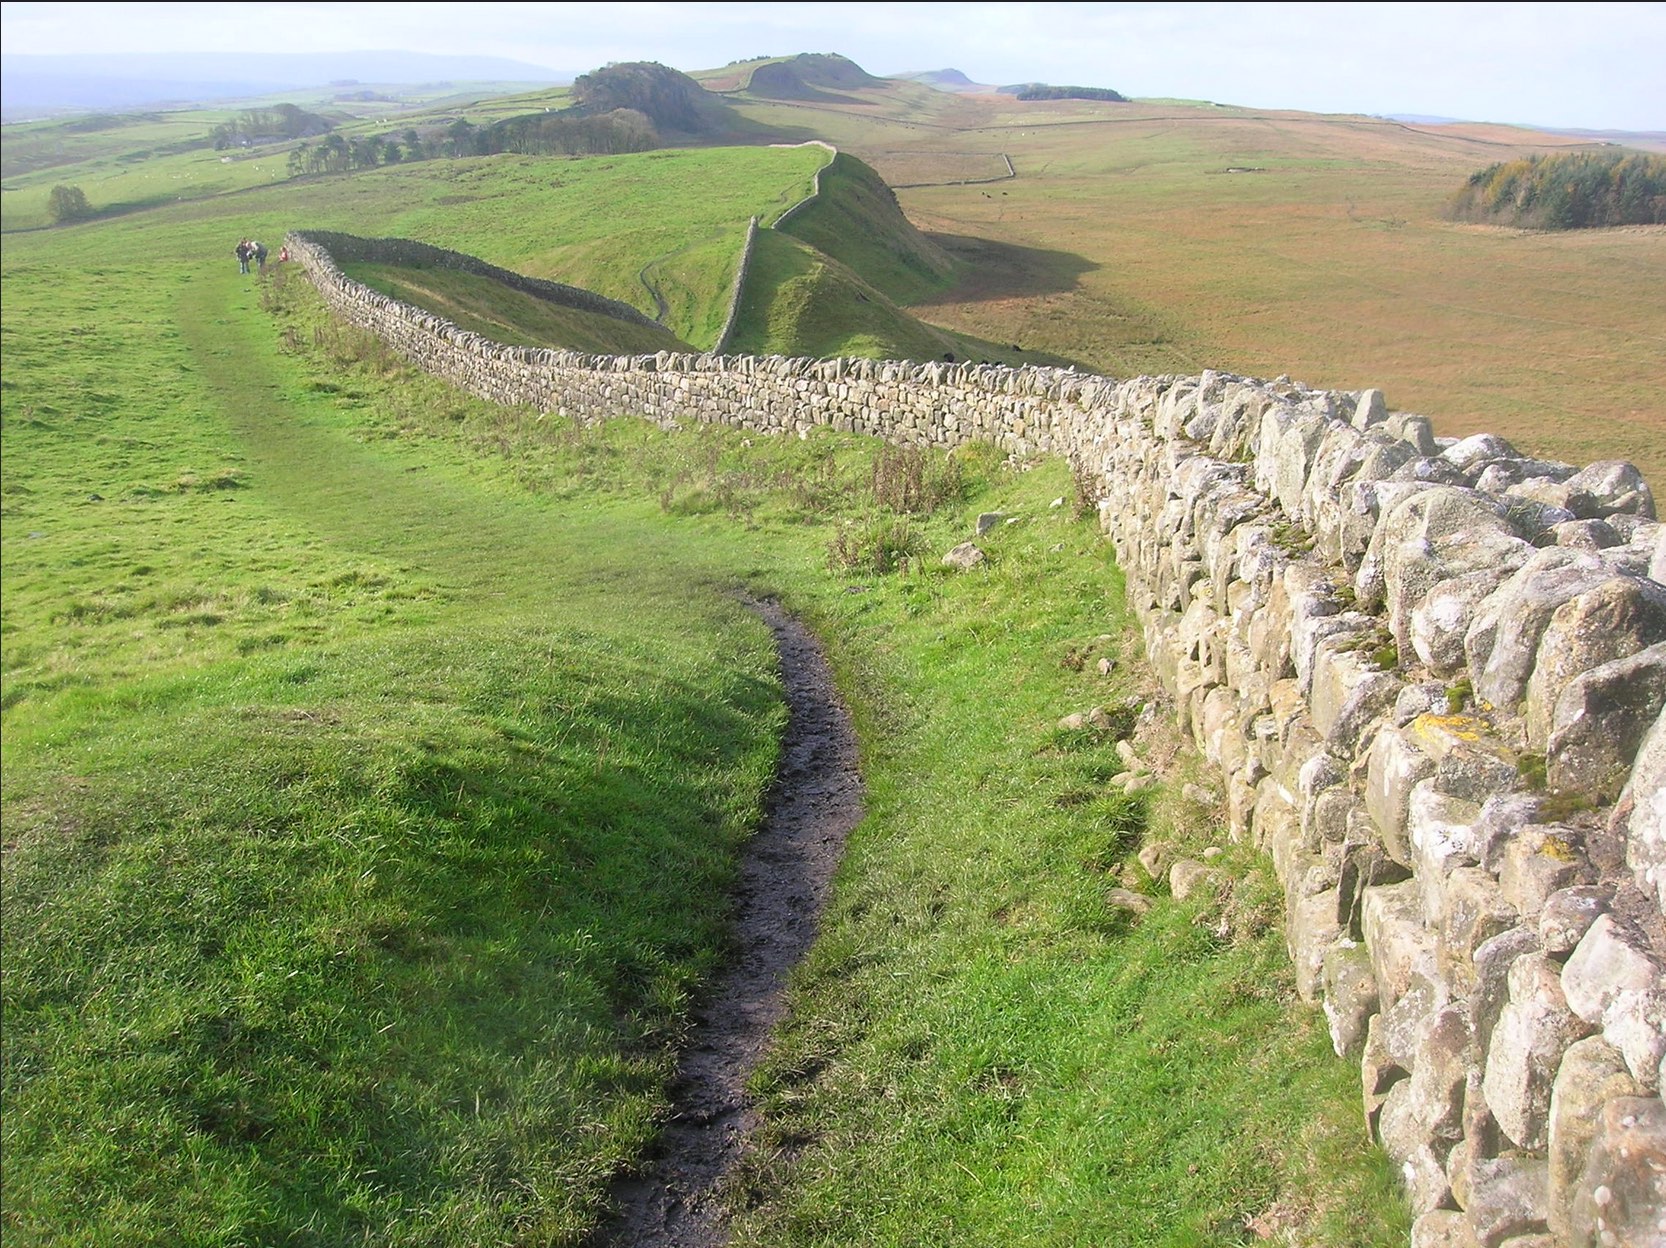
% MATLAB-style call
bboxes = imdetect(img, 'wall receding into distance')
[291,230,1666,1248]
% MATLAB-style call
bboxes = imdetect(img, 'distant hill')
[893,69,994,94]
[1,51,570,119]
[746,53,887,101]
[569,61,731,135]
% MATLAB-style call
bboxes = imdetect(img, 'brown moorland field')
[727,83,1666,482]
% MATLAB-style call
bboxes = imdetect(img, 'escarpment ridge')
[291,229,1666,1246]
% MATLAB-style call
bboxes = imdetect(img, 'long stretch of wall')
[290,231,1666,1247]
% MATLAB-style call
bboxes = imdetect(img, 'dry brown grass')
[734,88,1666,482]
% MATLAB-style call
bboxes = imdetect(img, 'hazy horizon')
[3,1,1663,132]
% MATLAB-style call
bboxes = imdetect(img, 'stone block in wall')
[1369,724,1441,865]
[1622,706,1666,912]
[1467,549,1619,713]
[1324,938,1380,1056]
[1440,868,1519,995]
[1289,887,1343,1004]
[1498,824,1592,920]
[1380,1077,1458,1214]
[1364,879,1437,1014]
[1375,488,1528,647]
[1472,925,1543,1059]
[1563,460,1657,521]
[1569,1095,1666,1248]
[1538,885,1615,957]
[1310,640,1402,762]
[1563,914,1666,1090]
[1411,567,1518,676]
[1548,643,1666,800]
[1548,1037,1642,1240]
[1364,1009,1408,1130]
[1463,1156,1550,1247]
[1484,951,1596,1151]
[1339,819,1414,939]
[1411,1210,1482,1248]
[1524,578,1666,755]
[1406,781,1482,920]
[1257,406,1331,522]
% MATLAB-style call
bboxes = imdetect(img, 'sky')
[3,1,1662,132]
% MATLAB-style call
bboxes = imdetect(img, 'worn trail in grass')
[1,257,790,1246]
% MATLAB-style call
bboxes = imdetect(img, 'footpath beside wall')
[290,230,1666,1247]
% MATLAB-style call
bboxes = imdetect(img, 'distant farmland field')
[729,86,1666,483]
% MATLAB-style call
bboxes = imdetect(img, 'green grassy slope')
[342,261,692,353]
[776,151,958,305]
[1,231,783,1245]
[728,228,961,360]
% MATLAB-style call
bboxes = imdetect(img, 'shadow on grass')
[912,231,1099,306]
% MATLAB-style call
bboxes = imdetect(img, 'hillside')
[774,151,958,305]
[341,260,693,354]
[714,81,1666,481]
[745,53,887,102]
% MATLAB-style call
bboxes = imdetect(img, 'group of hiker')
[234,238,288,274]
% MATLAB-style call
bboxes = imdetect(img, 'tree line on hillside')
[1445,150,1666,230]
[211,103,334,149]
[1007,84,1127,102]
[284,63,713,177]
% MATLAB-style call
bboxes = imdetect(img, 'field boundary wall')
[289,228,1666,1247]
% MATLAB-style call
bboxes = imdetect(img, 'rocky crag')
[290,230,1666,1247]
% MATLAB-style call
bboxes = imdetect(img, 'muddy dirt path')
[595,597,863,1248]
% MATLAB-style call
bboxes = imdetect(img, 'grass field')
[4,131,1412,1243]
[3,62,1657,1246]
[725,85,1666,481]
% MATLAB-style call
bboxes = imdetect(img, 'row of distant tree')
[1446,150,1666,230]
[211,103,335,149]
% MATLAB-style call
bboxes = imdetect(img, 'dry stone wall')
[291,230,1666,1246]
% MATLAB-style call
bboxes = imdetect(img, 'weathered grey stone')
[1563,915,1665,1027]
[1564,459,1657,520]
[975,511,1005,535]
[1485,952,1596,1150]
[1354,388,1388,429]
[1367,723,1439,864]
[1569,1096,1666,1248]
[1374,486,1528,657]
[1323,938,1379,1057]
[1169,858,1225,901]
[1622,707,1666,910]
[1601,988,1666,1093]
[1524,579,1666,752]
[1288,887,1343,1003]
[1363,879,1436,1013]
[1471,926,1542,1056]
[1470,551,1615,713]
[1310,641,1402,760]
[1548,643,1666,798]
[1412,1210,1481,1248]
[1464,1156,1550,1247]
[942,541,986,569]
[1539,886,1615,957]
[1408,780,1483,927]
[1553,518,1625,551]
[1499,825,1591,919]
[1444,434,1521,476]
[1474,793,1546,874]
[1412,568,1517,675]
[1105,888,1154,916]
[1441,868,1519,991]
[1548,1037,1642,1240]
